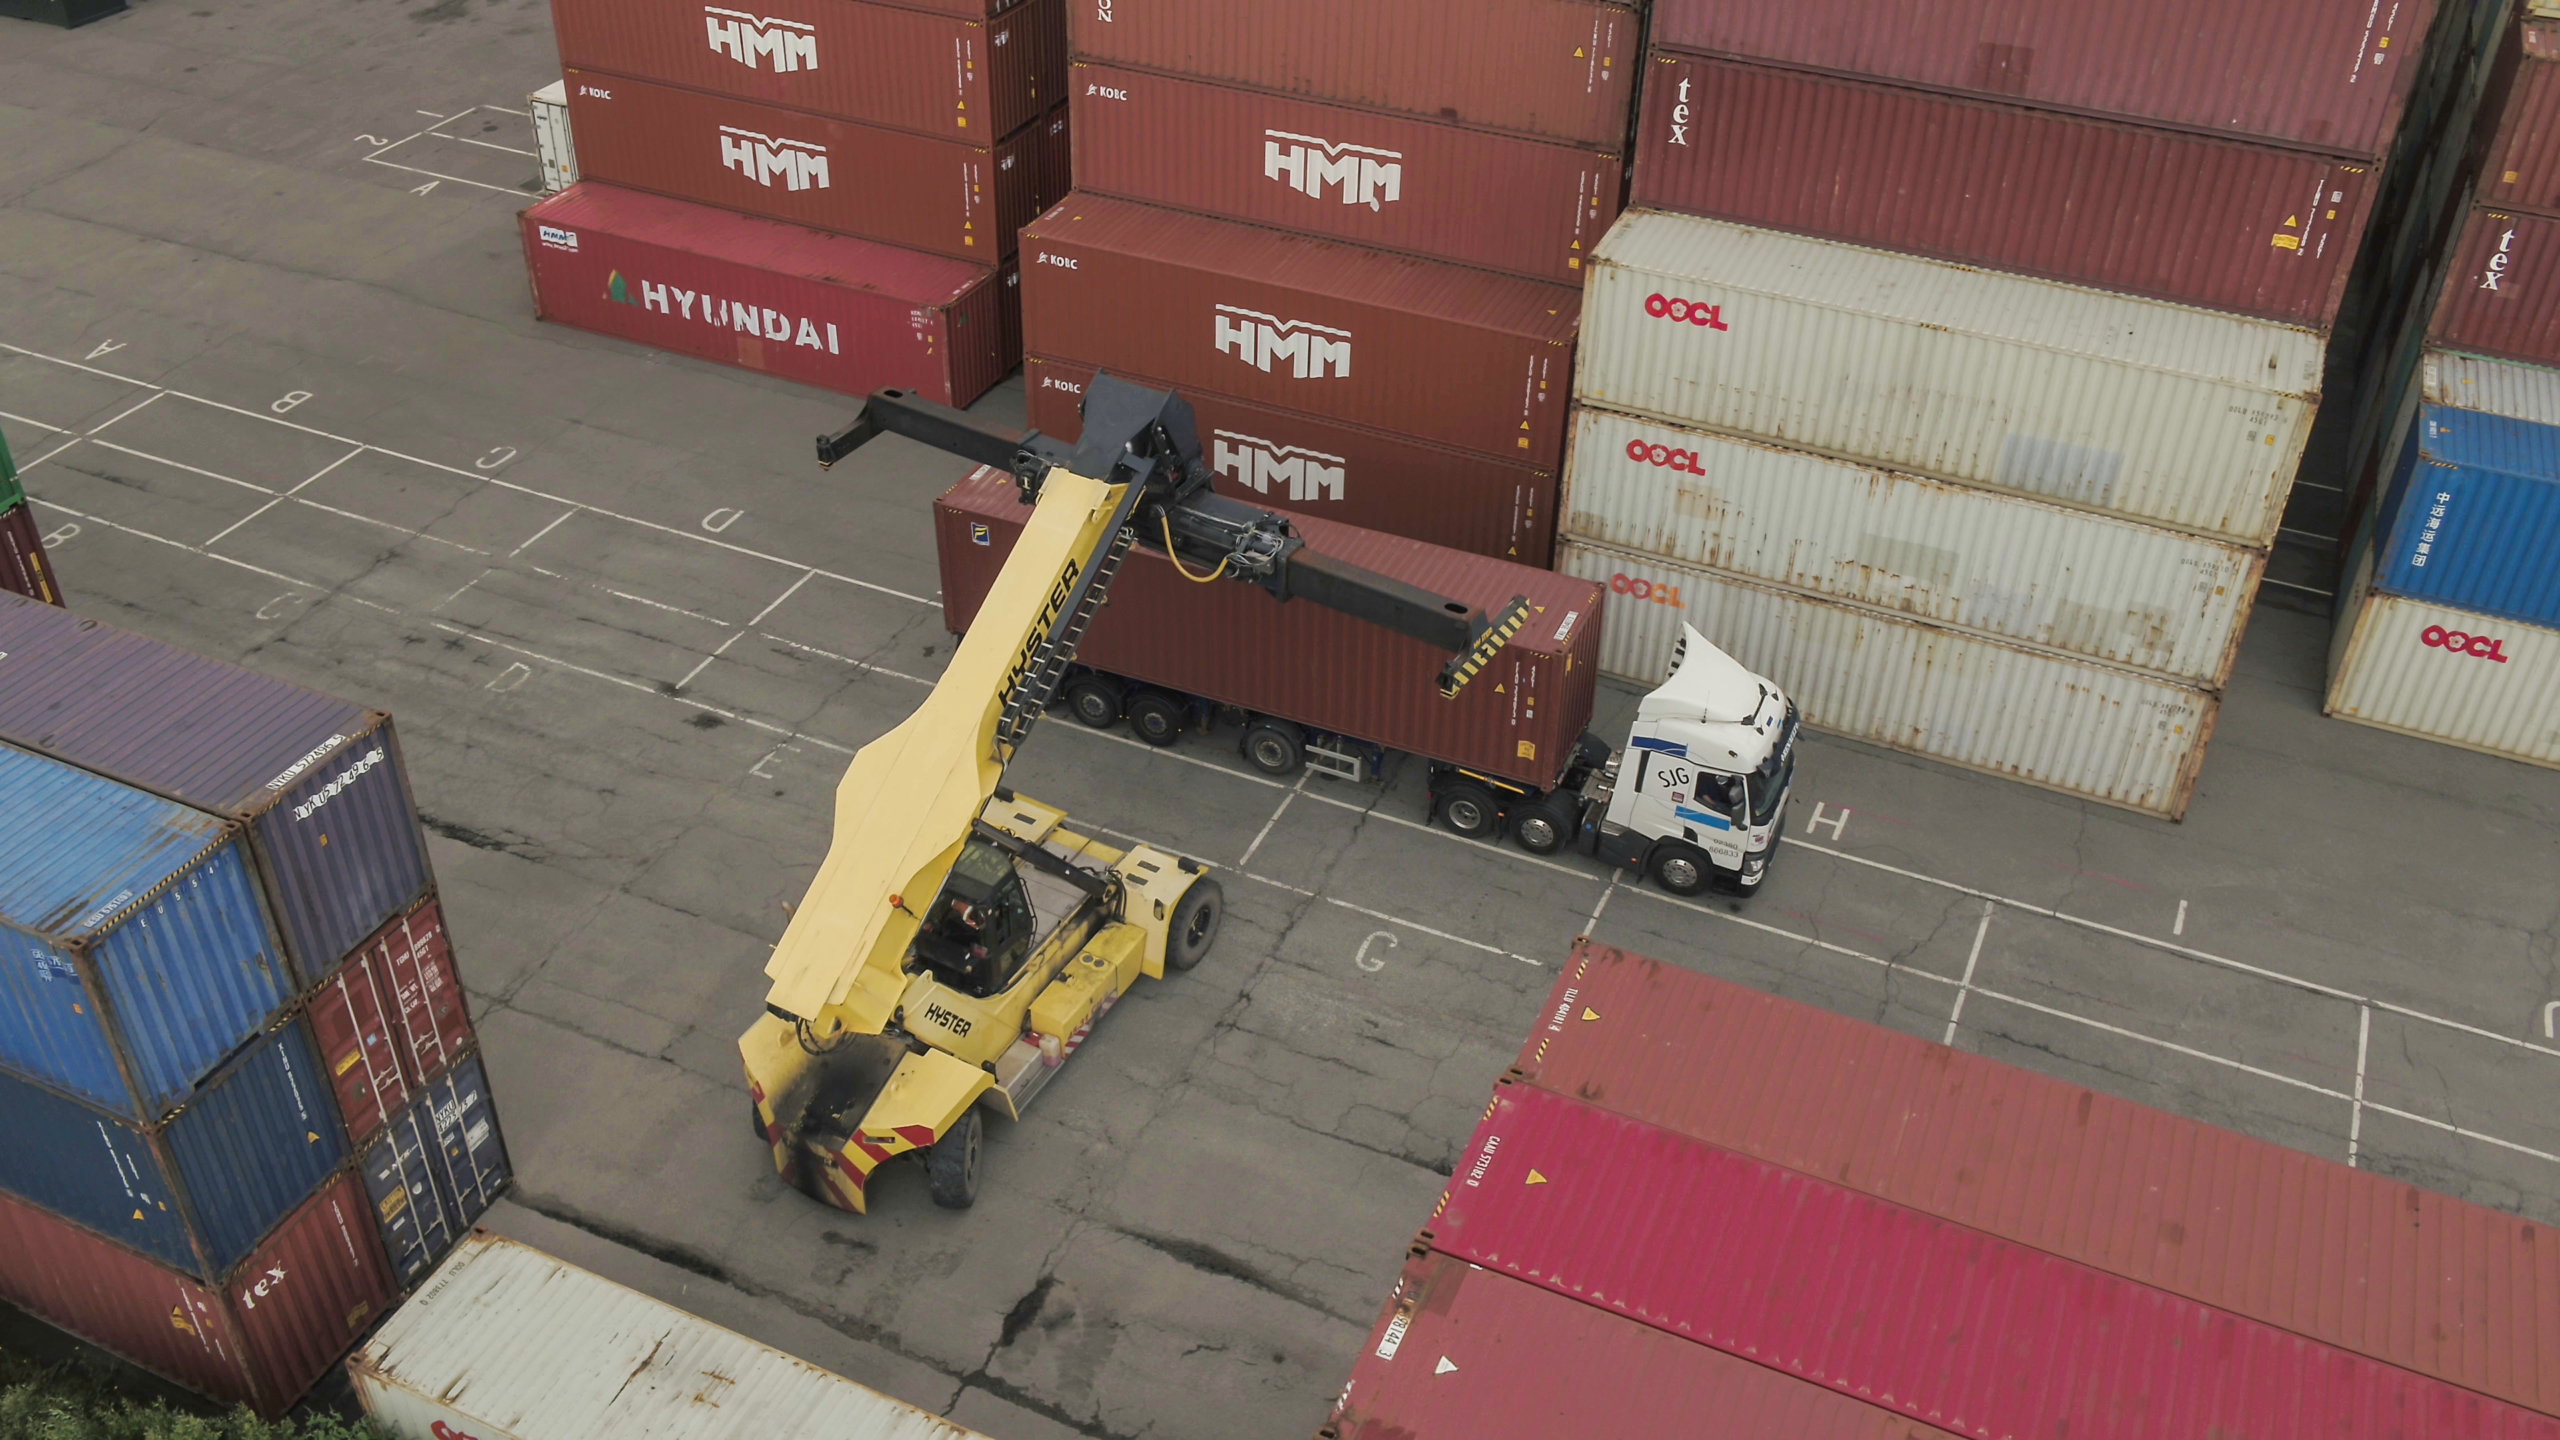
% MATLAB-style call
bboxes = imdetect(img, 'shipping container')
[1562,406,2264,687]
[938,468,1603,791]
[0,502,60,606]
[1026,355,1558,563]
[562,70,1039,262]
[522,184,1011,408]
[1068,0,1638,150]
[2369,404,2560,626]
[531,81,578,195]
[359,1051,509,1292]
[1631,53,2376,328]
[306,947,409,1147]
[0,1022,344,1281]
[1034,102,1069,213]
[351,1232,986,1439]
[417,1054,510,1224]
[2476,20,2560,217]
[1580,210,2325,546]
[1511,940,2560,1417]
[1324,1251,1966,1440]
[2327,552,2560,767]
[2432,207,2560,366]
[361,895,472,1087]
[550,0,1048,143]
[1647,0,2435,160]
[1427,1084,2560,1439]
[1023,194,1579,465]
[2424,347,2560,423]
[1067,63,1620,285]
[0,596,433,989]
[0,1174,392,1419]
[0,744,291,1119]
[1558,540,2216,818]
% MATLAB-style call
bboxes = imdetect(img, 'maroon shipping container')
[563,70,1040,262]
[1025,355,1556,563]
[306,948,409,1146]
[363,895,472,1087]
[996,250,1023,381]
[1034,0,1063,111]
[1022,193,1579,465]
[0,501,60,606]
[0,1173,392,1419]
[2431,206,2560,366]
[521,184,1010,407]
[1034,102,1070,214]
[1633,51,2379,328]
[549,0,1048,142]
[1429,1084,2560,1439]
[1068,63,1620,285]
[935,468,1602,789]
[1326,1251,1967,1440]
[1068,0,1641,150]
[1648,0,2435,161]
[1512,941,2560,1416]
[2483,27,2560,219]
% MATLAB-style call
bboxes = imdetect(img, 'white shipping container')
[1578,210,2325,547]
[2326,553,2560,768]
[349,1233,982,1440]
[531,80,578,195]
[1562,405,2265,687]
[1560,539,2218,818]
[2420,348,2560,424]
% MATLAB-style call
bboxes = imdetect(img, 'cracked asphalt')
[5,4,2560,1437]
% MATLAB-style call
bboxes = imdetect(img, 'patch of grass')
[0,1350,382,1440]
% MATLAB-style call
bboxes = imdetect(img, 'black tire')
[1165,877,1224,971]
[1062,674,1124,729]
[925,1106,983,1209]
[1126,691,1184,747]
[1511,796,1579,856]
[1240,720,1305,777]
[1649,843,1714,897]
[1437,781,1501,841]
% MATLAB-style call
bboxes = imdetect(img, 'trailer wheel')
[1437,781,1501,841]
[1649,843,1712,897]
[926,1107,983,1209]
[1166,878,1224,971]
[1126,692,1185,747]
[1240,720,1305,776]
[1063,675,1125,729]
[1511,796,1577,856]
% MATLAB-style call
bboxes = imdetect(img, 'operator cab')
[912,836,1088,998]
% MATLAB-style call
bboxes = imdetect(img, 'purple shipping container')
[360,1051,508,1291]
[2432,207,2560,366]
[0,596,434,988]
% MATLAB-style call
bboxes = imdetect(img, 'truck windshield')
[1745,704,1799,828]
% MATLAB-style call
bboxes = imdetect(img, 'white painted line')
[1296,786,1599,881]
[1055,715,1289,790]
[1582,874,1618,935]
[604,588,733,627]
[27,499,319,591]
[2547,1001,2559,1041]
[19,437,82,471]
[288,445,368,496]
[1942,902,1996,1045]
[363,156,526,196]
[203,498,287,548]
[436,569,494,611]
[2360,1101,2560,1167]
[2174,899,2188,937]
[1963,986,2353,1102]
[293,496,491,552]
[429,622,853,755]
[1318,895,1541,966]
[1238,773,1309,868]
[756,632,933,688]
[742,569,817,629]
[510,505,580,557]
[84,439,275,494]
[0,411,65,433]
[0,344,156,387]
[1621,882,1948,983]
[677,571,817,692]
[84,390,165,434]
[428,130,538,158]
[2260,577,2336,598]
[2349,1003,2372,1168]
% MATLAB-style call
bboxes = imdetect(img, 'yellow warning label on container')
[1581,1008,1600,1021]
[1526,1170,1549,1186]
[2272,234,2302,250]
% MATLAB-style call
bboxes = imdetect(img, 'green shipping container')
[0,428,22,510]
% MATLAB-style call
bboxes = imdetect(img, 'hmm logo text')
[720,126,830,191]
[1214,429,1345,502]
[2421,624,2511,663]
[705,7,817,72]
[1263,131,1401,210]
[1215,305,1351,379]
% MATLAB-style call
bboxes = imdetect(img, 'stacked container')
[0,594,512,1417]
[0,430,62,607]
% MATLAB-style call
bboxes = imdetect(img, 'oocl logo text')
[1626,438,1705,475]
[1645,293,1727,330]
[704,7,817,72]
[1610,573,1686,607]
[1213,429,1346,502]
[1263,130,1402,210]
[719,126,830,191]
[1214,305,1351,379]
[2421,624,2511,662]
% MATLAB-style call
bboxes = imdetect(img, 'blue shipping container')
[0,743,292,1118]
[0,599,433,985]
[2375,405,2560,628]
[358,1053,506,1290]
[0,1020,345,1280]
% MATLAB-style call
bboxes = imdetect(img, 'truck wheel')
[1240,720,1304,776]
[1063,675,1124,729]
[1166,878,1224,971]
[1512,796,1578,856]
[926,1107,983,1210]
[1437,781,1501,841]
[1649,844,1713,897]
[1126,692,1184,747]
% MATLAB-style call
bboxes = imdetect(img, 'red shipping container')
[1026,355,1556,563]
[1429,1085,2560,1439]
[1022,193,1579,465]
[1068,63,1620,285]
[1511,941,2560,1416]
[1325,1251,1967,1440]
[1633,51,2379,328]
[1068,0,1641,150]
[2477,22,2560,217]
[364,895,473,1087]
[1648,0,2436,161]
[0,502,61,606]
[2431,207,2560,366]
[1033,0,1063,111]
[996,251,1023,381]
[935,468,1602,790]
[521,184,1010,407]
[563,69,1040,262]
[548,0,1047,142]
[1034,102,1070,214]
[0,1174,393,1419]
[305,949,409,1145]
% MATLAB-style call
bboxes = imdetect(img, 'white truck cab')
[1583,624,1797,896]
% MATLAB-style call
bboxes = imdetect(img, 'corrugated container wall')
[1511,941,2560,1417]
[306,945,410,1145]
[2475,20,2560,216]
[0,597,433,989]
[2327,552,2560,767]
[359,1051,508,1292]
[0,1174,392,1419]
[938,470,1603,790]
[1562,407,2263,687]
[1425,1084,2560,1440]
[1034,103,1070,213]
[1324,1252,1968,1440]
[1579,211,2325,546]
[1067,0,1640,149]
[2371,405,2560,625]
[0,503,61,607]
[0,745,290,1119]
[364,895,472,1086]
[2425,347,2560,423]
[1067,64,1621,285]
[1631,52,2378,328]
[351,1233,987,1440]
[522,184,1011,408]
[1559,541,2215,818]
[2431,207,2560,365]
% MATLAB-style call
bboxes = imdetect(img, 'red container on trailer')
[521,184,1010,407]
[305,948,409,1146]
[562,70,1041,261]
[0,502,59,606]
[1067,63,1620,285]
[1022,193,1579,466]
[2431,206,2560,365]
[1025,355,1556,564]
[548,0,1048,142]
[0,1173,392,1419]
[1067,0,1640,150]
[1430,1084,2560,1439]
[362,895,473,1087]
[1632,51,2379,328]
[934,468,1602,790]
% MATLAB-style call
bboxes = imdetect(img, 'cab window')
[917,840,1034,998]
